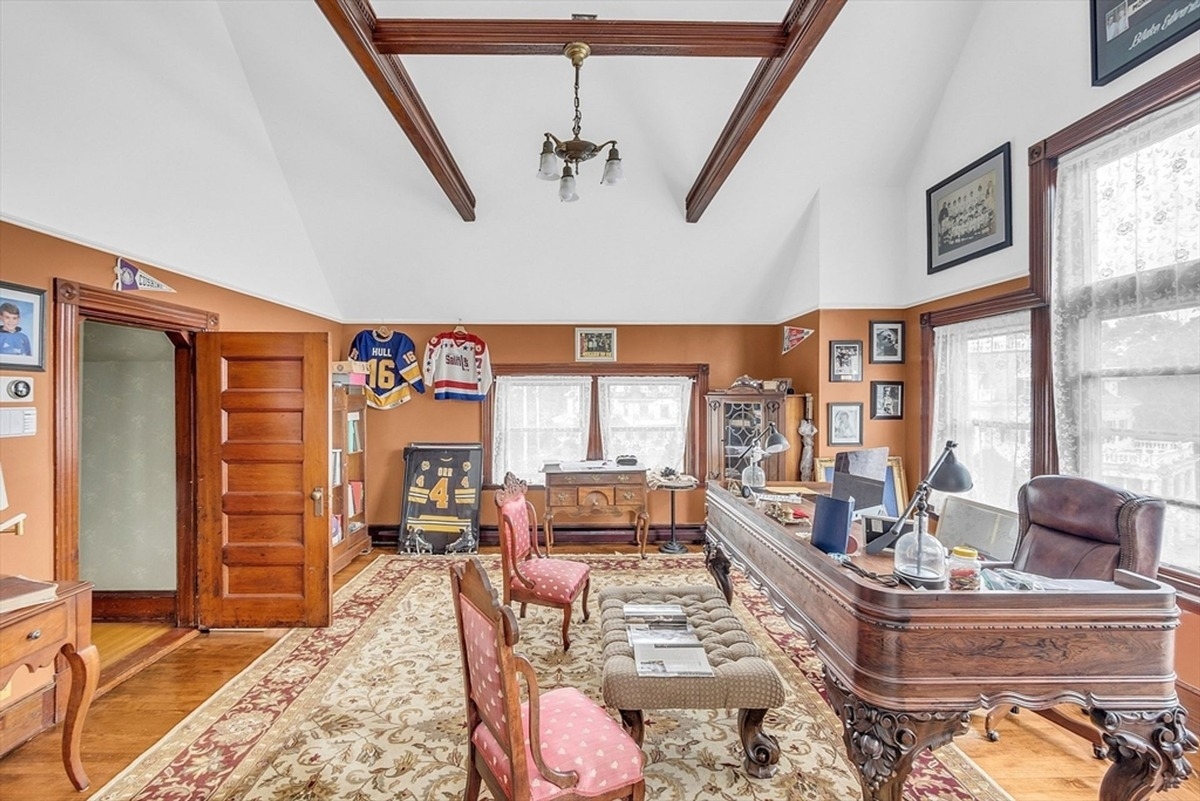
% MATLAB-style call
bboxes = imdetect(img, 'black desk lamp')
[865,440,972,557]
[736,422,790,489]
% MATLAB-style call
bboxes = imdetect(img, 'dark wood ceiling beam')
[316,0,475,221]
[372,20,787,58]
[685,0,846,223]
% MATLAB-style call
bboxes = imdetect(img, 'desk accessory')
[811,494,854,554]
[735,422,791,489]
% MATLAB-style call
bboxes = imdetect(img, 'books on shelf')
[331,514,344,545]
[331,449,343,487]
[347,481,364,518]
[0,574,58,614]
[347,413,362,454]
[622,602,713,677]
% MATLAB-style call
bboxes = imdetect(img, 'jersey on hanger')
[422,330,493,401]
[349,329,424,409]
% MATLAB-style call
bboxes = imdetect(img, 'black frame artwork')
[399,442,484,554]
[869,320,905,364]
[0,281,46,371]
[827,402,863,447]
[870,381,904,420]
[829,340,863,383]
[1090,0,1200,86]
[926,142,1013,274]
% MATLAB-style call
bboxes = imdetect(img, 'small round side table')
[658,485,695,554]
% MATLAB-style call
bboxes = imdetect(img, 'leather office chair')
[450,557,645,801]
[495,472,591,651]
[984,474,1166,756]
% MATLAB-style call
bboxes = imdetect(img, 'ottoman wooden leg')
[620,709,645,746]
[738,708,780,778]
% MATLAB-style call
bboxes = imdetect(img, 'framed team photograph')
[927,142,1012,274]
[0,281,46,371]
[575,327,617,362]
[1091,0,1200,86]
[828,402,863,447]
[829,340,863,382]
[869,320,905,364]
[870,381,904,420]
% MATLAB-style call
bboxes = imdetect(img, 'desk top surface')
[542,461,647,473]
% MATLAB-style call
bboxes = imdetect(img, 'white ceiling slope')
[0,0,982,324]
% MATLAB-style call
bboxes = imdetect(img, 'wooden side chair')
[984,474,1166,757]
[450,557,646,801]
[495,472,591,650]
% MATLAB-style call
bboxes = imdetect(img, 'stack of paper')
[622,603,713,677]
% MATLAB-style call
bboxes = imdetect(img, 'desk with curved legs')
[704,484,1196,801]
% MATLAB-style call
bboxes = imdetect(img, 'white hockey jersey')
[422,330,493,401]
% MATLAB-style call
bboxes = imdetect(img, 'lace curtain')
[931,311,1032,511]
[492,375,592,483]
[1051,93,1199,572]
[597,376,693,472]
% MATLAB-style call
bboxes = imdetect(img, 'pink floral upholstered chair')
[450,557,645,801]
[494,472,591,650]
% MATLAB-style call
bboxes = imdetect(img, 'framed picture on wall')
[869,320,905,363]
[870,381,904,420]
[829,340,863,382]
[0,281,46,371]
[827,402,863,446]
[1090,0,1200,86]
[926,142,1012,274]
[575,327,617,362]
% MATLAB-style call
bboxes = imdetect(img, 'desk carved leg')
[738,708,780,778]
[636,511,649,559]
[704,538,733,604]
[1091,706,1198,801]
[826,671,969,801]
[61,642,100,791]
[543,513,555,554]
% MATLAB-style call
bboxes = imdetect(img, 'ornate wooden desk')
[704,484,1196,801]
[542,464,649,557]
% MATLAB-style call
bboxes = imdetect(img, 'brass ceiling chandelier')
[536,42,623,202]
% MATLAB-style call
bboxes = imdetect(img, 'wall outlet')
[0,376,33,402]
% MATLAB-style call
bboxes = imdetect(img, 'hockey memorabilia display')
[113,257,175,292]
[782,326,813,355]
[399,443,483,554]
[422,327,493,401]
[349,327,424,409]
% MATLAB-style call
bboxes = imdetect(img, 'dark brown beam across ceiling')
[372,20,788,58]
[316,0,476,222]
[685,0,846,223]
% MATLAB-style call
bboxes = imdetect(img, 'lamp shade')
[928,448,973,493]
[600,148,623,185]
[763,423,790,454]
[558,167,579,202]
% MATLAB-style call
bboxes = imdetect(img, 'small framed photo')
[927,142,1012,274]
[827,402,863,447]
[869,320,905,364]
[1090,0,1200,86]
[870,381,903,420]
[575,327,616,362]
[0,281,46,371]
[829,340,863,382]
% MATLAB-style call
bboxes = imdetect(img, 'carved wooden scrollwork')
[704,537,733,604]
[1090,706,1198,801]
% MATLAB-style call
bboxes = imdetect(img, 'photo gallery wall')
[826,320,905,447]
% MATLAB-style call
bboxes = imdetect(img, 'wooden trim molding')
[93,591,177,623]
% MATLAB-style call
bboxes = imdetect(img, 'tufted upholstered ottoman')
[598,583,786,777]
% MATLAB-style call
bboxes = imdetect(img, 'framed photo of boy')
[926,142,1012,274]
[575,327,617,362]
[869,320,905,363]
[0,282,45,371]
[829,340,863,382]
[870,381,904,420]
[828,402,863,447]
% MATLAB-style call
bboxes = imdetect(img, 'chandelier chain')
[572,63,582,140]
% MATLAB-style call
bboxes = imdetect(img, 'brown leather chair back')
[1011,475,1165,580]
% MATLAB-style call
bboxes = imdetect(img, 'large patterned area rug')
[90,554,1011,801]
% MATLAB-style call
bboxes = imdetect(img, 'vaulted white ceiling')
[0,0,985,324]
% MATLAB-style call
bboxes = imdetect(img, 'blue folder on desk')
[812,494,855,554]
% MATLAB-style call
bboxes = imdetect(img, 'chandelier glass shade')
[536,42,622,202]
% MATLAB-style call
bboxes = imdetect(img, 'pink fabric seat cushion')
[472,686,644,800]
[517,559,590,604]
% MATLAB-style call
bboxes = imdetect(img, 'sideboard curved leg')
[826,669,968,801]
[1091,706,1198,801]
[61,642,99,791]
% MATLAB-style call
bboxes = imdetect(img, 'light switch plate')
[0,376,34,402]
[0,407,36,437]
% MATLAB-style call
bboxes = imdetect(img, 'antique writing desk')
[542,463,649,557]
[704,483,1195,801]
[0,580,99,790]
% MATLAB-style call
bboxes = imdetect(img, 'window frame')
[481,363,709,487]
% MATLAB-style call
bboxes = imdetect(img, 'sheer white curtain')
[931,311,1031,511]
[597,376,693,471]
[492,375,592,483]
[1051,93,1200,573]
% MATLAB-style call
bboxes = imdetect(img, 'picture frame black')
[1090,0,1200,87]
[399,442,484,554]
[870,381,904,420]
[827,402,863,447]
[829,340,863,383]
[0,281,46,371]
[869,320,905,364]
[926,142,1012,274]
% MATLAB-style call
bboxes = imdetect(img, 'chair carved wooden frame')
[495,472,591,650]
[450,557,645,801]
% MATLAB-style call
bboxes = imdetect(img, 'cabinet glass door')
[722,401,763,481]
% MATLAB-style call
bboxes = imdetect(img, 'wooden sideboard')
[0,580,99,791]
[542,464,649,558]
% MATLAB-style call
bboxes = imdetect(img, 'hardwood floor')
[0,549,1196,800]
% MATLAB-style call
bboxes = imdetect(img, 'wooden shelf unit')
[331,385,370,573]
[705,389,804,484]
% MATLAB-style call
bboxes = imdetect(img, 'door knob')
[311,487,324,517]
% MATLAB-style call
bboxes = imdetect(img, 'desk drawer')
[1,602,69,663]
[578,487,615,507]
[614,486,646,506]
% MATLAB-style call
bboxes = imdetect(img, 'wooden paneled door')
[196,332,331,628]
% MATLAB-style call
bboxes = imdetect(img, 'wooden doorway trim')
[53,279,218,627]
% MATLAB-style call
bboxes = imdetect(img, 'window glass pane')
[597,377,692,470]
[492,376,591,483]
